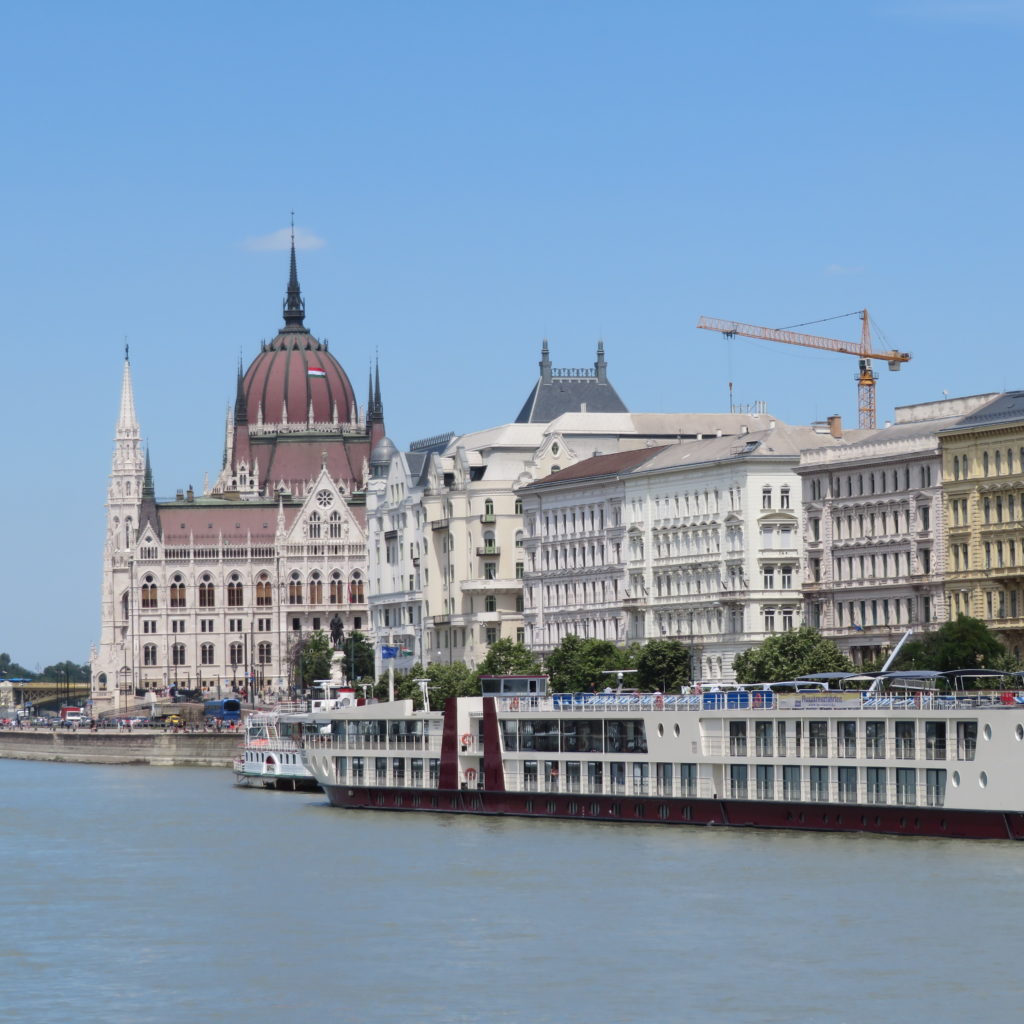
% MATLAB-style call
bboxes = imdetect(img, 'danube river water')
[2,760,1023,1024]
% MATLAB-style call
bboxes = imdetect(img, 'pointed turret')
[369,358,385,424]
[234,360,248,426]
[596,339,607,384]
[143,448,154,497]
[138,445,161,538]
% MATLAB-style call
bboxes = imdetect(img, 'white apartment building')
[521,419,858,683]
[798,396,998,664]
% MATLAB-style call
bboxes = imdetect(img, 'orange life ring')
[509,697,520,711]
[461,733,472,746]
[465,768,477,781]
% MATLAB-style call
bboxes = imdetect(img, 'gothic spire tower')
[92,348,148,698]
[106,348,146,551]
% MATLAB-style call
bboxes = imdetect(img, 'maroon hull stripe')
[320,784,1024,841]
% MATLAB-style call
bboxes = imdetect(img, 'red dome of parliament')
[240,242,357,426]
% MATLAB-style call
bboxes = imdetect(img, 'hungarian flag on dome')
[308,366,327,379]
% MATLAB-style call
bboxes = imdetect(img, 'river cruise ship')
[297,673,1024,840]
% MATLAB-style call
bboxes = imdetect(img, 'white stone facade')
[90,358,371,714]
[521,422,858,684]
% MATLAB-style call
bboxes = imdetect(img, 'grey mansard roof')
[515,340,628,423]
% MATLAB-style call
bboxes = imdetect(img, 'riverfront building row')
[90,249,1024,705]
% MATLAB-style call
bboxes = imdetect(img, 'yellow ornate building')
[940,393,1024,660]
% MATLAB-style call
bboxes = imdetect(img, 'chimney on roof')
[827,414,843,438]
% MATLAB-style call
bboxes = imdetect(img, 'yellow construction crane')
[696,310,910,429]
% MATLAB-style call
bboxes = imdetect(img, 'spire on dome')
[282,214,306,330]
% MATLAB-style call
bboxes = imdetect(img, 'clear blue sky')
[3,0,1022,670]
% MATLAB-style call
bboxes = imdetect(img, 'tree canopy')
[888,615,1014,674]
[545,634,634,692]
[635,639,692,691]
[733,627,853,683]
[475,638,541,679]
[297,630,334,689]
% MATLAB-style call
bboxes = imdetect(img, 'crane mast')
[696,310,910,429]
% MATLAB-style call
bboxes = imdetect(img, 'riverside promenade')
[0,727,241,767]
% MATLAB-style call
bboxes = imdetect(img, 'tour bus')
[203,698,242,723]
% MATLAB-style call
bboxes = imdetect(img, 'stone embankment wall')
[0,730,241,767]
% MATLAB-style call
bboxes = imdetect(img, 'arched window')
[141,576,158,609]
[983,451,990,476]
[349,573,365,604]
[484,498,495,519]
[953,455,960,480]
[170,574,186,608]
[515,530,524,548]
[257,642,272,665]
[309,572,323,604]
[329,511,342,538]
[330,570,344,604]
[171,643,186,666]
[198,575,215,607]
[255,573,272,606]
[308,511,321,539]
[229,642,244,667]
[482,530,497,554]
[121,592,129,619]
[514,498,523,515]
[227,574,243,607]
[143,644,157,666]
[200,643,215,666]
[288,572,303,605]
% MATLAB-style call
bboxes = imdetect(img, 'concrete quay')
[0,729,241,767]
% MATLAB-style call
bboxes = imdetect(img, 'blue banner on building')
[380,645,400,659]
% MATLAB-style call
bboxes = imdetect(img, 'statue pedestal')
[330,650,346,686]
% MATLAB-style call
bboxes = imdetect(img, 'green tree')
[889,615,1014,675]
[41,660,90,683]
[298,630,334,689]
[733,627,853,684]
[546,634,631,692]
[0,653,38,680]
[369,662,478,707]
[344,631,376,681]
[475,638,541,679]
[635,639,692,691]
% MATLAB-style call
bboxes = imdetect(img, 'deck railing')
[499,692,1024,714]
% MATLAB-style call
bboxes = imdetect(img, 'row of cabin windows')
[727,764,947,806]
[137,577,364,610]
[726,719,967,761]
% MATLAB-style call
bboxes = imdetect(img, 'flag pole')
[388,632,395,703]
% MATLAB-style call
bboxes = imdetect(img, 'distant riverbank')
[0,728,239,767]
